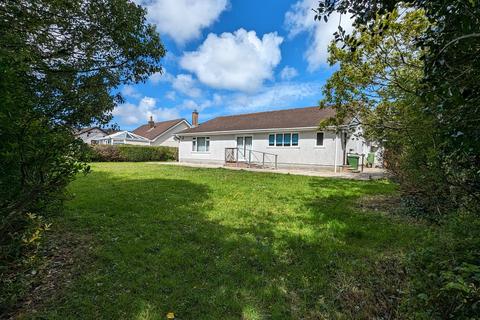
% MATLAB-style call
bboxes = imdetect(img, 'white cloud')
[121,85,141,99]
[180,29,283,92]
[149,69,174,84]
[172,74,202,98]
[113,96,180,125]
[280,66,299,80]
[150,70,202,98]
[135,0,228,45]
[165,91,176,101]
[285,0,353,71]
[225,82,321,113]
[179,93,222,112]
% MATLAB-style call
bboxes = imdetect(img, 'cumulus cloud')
[150,70,202,98]
[121,85,141,99]
[135,0,228,45]
[180,94,222,112]
[280,66,299,80]
[285,0,352,71]
[149,69,174,84]
[113,96,180,125]
[165,91,176,101]
[225,82,321,113]
[180,29,283,92]
[172,74,202,98]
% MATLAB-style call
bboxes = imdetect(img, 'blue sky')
[114,0,351,130]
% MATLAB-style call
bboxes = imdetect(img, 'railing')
[225,147,278,169]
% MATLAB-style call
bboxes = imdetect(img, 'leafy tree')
[316,0,480,214]
[317,2,480,317]
[0,0,165,297]
[320,8,451,214]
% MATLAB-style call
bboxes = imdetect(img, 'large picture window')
[192,137,210,152]
[269,133,299,147]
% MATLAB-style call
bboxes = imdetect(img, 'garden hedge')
[89,145,178,162]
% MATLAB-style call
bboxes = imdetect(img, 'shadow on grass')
[34,170,418,320]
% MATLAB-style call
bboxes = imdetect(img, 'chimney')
[148,115,155,128]
[192,110,199,127]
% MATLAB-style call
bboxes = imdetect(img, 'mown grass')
[27,163,429,319]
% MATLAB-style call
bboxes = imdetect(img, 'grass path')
[29,163,427,319]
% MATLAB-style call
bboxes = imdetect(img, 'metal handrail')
[225,147,278,169]
[247,148,277,157]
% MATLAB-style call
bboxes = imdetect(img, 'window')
[268,134,275,146]
[275,134,283,146]
[316,132,324,146]
[284,133,291,146]
[269,132,299,147]
[192,137,210,152]
[292,133,299,146]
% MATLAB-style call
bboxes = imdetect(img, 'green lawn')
[31,163,427,319]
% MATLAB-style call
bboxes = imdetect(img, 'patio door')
[236,136,252,161]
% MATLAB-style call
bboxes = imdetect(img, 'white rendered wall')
[179,134,237,165]
[151,122,190,147]
[78,129,107,144]
[178,130,344,168]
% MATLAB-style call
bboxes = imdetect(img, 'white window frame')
[267,132,299,148]
[268,134,275,146]
[192,136,210,152]
[291,133,299,146]
[275,133,284,146]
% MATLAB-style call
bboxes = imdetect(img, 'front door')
[236,136,252,161]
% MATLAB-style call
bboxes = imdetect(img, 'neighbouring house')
[176,107,381,171]
[132,116,191,147]
[75,127,108,144]
[95,117,192,147]
[96,130,151,145]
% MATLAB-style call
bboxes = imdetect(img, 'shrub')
[403,215,480,319]
[89,145,178,162]
[0,212,51,316]
[88,145,123,162]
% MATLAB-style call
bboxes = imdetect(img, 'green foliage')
[0,0,165,314]
[89,145,178,162]
[0,212,51,315]
[316,0,480,215]
[320,7,450,214]
[317,2,480,317]
[419,0,480,215]
[403,215,480,319]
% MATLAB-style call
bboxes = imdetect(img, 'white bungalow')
[132,117,191,147]
[75,127,108,144]
[95,117,192,147]
[177,107,381,171]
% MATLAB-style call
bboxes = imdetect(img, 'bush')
[0,213,51,315]
[89,145,178,162]
[403,215,480,319]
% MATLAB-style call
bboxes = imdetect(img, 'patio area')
[149,161,387,180]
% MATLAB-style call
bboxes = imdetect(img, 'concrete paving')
[147,161,387,180]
